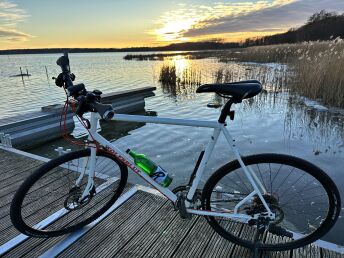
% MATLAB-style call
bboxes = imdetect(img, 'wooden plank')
[0,163,44,198]
[202,221,244,258]
[292,243,321,258]
[0,175,105,245]
[0,162,41,184]
[0,168,75,231]
[169,217,215,258]
[0,167,75,216]
[77,192,166,258]
[113,201,178,257]
[322,248,344,258]
[261,232,291,258]
[0,150,43,178]
[59,191,165,257]
[0,149,335,257]
[3,185,135,258]
[230,224,256,258]
[142,212,199,257]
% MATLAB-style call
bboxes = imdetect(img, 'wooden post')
[19,67,25,84]
[45,66,49,81]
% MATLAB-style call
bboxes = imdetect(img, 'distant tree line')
[243,10,344,47]
[0,41,240,55]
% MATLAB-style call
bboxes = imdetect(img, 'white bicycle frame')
[80,111,275,222]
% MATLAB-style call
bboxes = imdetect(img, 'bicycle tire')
[10,149,128,237]
[201,153,341,251]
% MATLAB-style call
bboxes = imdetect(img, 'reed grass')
[213,65,289,93]
[154,39,344,107]
[158,63,202,97]
[159,64,177,85]
[289,39,344,107]
[159,64,201,86]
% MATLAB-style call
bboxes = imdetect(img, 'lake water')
[0,52,343,245]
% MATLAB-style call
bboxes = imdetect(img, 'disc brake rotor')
[64,186,94,211]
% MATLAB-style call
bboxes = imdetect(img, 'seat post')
[218,98,239,123]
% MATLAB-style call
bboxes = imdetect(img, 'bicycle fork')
[76,113,98,200]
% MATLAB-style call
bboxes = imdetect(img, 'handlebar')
[55,53,114,120]
[68,83,86,96]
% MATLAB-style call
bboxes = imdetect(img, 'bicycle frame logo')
[104,145,141,174]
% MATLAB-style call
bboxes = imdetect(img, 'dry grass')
[289,39,344,107]
[154,39,344,107]
[158,64,202,97]
[218,40,341,63]
[159,65,177,85]
[218,39,344,107]
[213,65,289,93]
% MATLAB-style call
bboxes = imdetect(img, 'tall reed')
[289,38,344,107]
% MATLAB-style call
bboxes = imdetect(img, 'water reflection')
[284,97,344,153]
[159,56,201,99]
[158,57,289,100]
[157,57,344,155]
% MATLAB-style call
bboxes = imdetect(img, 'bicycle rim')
[10,149,127,237]
[202,154,340,251]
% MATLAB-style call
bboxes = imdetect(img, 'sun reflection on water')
[170,55,189,73]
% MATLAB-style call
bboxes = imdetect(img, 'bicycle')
[10,53,341,251]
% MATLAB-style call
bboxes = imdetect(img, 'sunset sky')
[0,0,343,50]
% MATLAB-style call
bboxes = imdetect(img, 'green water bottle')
[126,149,173,187]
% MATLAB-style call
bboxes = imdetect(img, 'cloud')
[0,27,32,41]
[154,0,344,42]
[184,0,344,38]
[0,0,31,42]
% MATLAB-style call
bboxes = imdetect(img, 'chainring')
[172,185,202,209]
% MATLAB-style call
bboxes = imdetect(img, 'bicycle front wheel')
[202,154,340,251]
[10,149,128,237]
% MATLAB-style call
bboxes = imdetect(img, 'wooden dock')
[0,147,343,258]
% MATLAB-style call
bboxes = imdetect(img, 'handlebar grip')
[67,83,86,97]
[75,96,86,117]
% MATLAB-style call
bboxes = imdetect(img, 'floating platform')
[0,86,155,149]
[0,146,343,257]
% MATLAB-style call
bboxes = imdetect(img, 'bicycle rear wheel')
[202,154,340,251]
[10,149,127,237]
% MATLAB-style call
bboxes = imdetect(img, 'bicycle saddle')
[196,80,262,100]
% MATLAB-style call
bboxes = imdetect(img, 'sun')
[155,19,195,42]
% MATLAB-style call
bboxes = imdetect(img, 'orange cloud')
[152,0,344,43]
